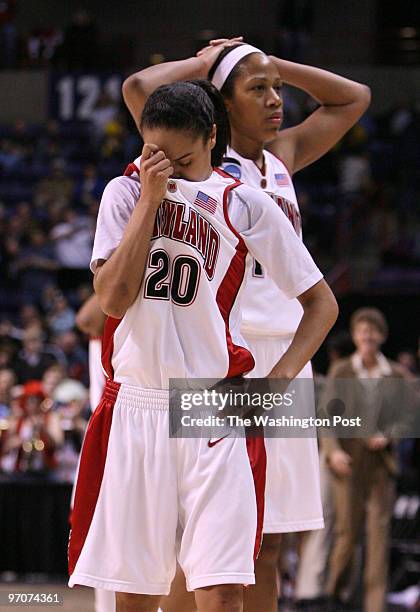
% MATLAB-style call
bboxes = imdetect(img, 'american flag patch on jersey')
[194,191,218,214]
[275,173,289,186]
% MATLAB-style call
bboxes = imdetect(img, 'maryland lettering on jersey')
[151,199,220,280]
[267,191,301,235]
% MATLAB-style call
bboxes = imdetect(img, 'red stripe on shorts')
[68,379,120,577]
[246,431,266,560]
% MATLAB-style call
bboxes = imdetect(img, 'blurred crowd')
[0,91,140,483]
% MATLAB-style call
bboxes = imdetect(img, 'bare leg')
[116,593,162,612]
[161,565,196,612]
[194,584,243,612]
[244,533,282,612]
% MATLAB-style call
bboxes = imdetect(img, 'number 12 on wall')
[51,73,122,121]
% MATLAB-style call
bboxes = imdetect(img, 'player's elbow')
[356,83,371,111]
[94,276,129,320]
[122,74,139,97]
[300,280,339,331]
[316,281,339,329]
[122,75,145,124]
[325,291,339,330]
[98,297,126,320]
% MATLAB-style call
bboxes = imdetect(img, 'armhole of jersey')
[269,149,294,178]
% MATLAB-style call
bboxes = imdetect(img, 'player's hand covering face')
[140,143,174,208]
[141,127,216,183]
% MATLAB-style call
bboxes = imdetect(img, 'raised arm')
[122,39,242,126]
[267,57,371,174]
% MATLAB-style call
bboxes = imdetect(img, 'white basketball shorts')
[244,332,324,534]
[68,379,266,594]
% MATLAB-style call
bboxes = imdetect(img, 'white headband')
[211,44,262,91]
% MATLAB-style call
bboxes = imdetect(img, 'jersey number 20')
[144,249,201,306]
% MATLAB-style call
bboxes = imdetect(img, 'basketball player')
[122,39,370,612]
[68,80,338,612]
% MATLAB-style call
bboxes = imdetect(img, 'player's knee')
[116,592,160,612]
[214,584,243,611]
[197,584,243,611]
[257,533,282,566]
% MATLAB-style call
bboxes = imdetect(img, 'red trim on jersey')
[216,180,255,376]
[214,166,240,183]
[68,379,120,577]
[101,316,122,380]
[123,161,139,176]
[246,432,266,560]
[215,169,243,241]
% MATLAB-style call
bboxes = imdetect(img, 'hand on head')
[196,36,243,70]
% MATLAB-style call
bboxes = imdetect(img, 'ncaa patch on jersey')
[168,181,177,193]
[222,163,242,180]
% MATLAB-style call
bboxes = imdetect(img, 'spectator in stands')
[74,163,105,207]
[54,378,88,482]
[13,228,59,303]
[47,293,76,335]
[41,363,66,399]
[13,326,58,383]
[50,207,94,291]
[0,305,45,346]
[53,330,88,385]
[0,340,15,370]
[19,303,43,330]
[34,158,74,211]
[33,119,58,161]
[90,91,119,145]
[0,368,16,415]
[338,125,371,196]
[322,308,401,611]
[0,138,24,172]
[395,350,419,379]
[0,380,63,476]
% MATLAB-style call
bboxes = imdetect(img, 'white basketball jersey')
[91,158,322,389]
[93,163,254,388]
[223,147,304,336]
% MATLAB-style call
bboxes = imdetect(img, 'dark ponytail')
[140,79,230,167]
[187,79,230,167]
